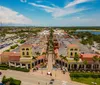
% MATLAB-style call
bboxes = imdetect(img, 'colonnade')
[56,60,100,71]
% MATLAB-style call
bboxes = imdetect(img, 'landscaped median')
[17,40,25,44]
[4,44,19,52]
[10,44,18,49]
[0,64,29,72]
[70,72,100,85]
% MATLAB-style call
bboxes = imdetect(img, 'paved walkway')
[31,69,71,82]
[0,70,87,85]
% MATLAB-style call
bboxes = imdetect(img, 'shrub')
[9,67,29,72]
[2,76,21,85]
[0,64,9,70]
[20,40,25,44]
[10,44,18,49]
[70,72,100,78]
[4,49,10,52]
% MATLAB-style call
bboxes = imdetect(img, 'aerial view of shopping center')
[0,0,100,85]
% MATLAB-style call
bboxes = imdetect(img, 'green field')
[72,77,100,85]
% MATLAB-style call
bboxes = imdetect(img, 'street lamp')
[55,69,57,78]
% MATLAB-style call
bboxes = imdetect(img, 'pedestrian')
[38,82,40,85]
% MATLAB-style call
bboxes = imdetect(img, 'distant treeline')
[60,27,100,30]
[0,26,100,31]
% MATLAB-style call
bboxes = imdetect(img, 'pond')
[76,30,100,35]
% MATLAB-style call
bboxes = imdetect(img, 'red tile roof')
[0,52,20,62]
[68,44,78,48]
[9,56,20,61]
[21,44,32,47]
[81,54,99,59]
[36,55,45,60]
[0,52,20,56]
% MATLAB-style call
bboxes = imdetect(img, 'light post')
[55,69,57,78]
[41,68,43,74]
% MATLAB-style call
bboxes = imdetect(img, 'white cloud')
[29,2,87,18]
[20,0,27,3]
[0,6,33,25]
[36,0,43,3]
[29,0,94,18]
[65,0,92,8]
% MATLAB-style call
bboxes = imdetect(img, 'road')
[47,53,53,71]
[0,70,62,85]
[0,70,86,85]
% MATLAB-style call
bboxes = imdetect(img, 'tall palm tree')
[83,60,88,71]
[35,52,40,56]
[92,56,98,63]
[60,55,68,62]
[74,53,79,63]
[42,52,46,55]
[32,56,36,60]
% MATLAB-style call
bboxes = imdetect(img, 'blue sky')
[0,0,100,26]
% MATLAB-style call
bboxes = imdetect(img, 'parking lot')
[56,34,94,57]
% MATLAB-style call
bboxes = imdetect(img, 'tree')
[60,55,68,61]
[42,52,46,55]
[2,76,6,84]
[32,56,36,60]
[35,52,40,56]
[83,60,88,65]
[74,53,80,62]
[92,56,98,63]
[83,60,88,71]
[98,43,100,50]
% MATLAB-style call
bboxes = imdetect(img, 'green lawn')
[72,78,100,85]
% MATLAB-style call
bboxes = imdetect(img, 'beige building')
[67,44,79,58]
[0,44,46,69]
[20,44,33,69]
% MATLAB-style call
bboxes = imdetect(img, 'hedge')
[0,64,29,72]
[0,64,9,70]
[9,67,29,72]
[70,72,100,78]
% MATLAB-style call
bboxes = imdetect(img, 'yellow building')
[67,44,79,58]
[20,44,33,69]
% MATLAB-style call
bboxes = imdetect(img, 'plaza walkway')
[0,70,87,85]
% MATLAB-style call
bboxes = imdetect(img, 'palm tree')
[32,56,36,60]
[42,52,46,55]
[35,52,40,56]
[83,60,88,71]
[60,55,68,62]
[74,53,80,70]
[92,56,98,63]
[74,53,80,62]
